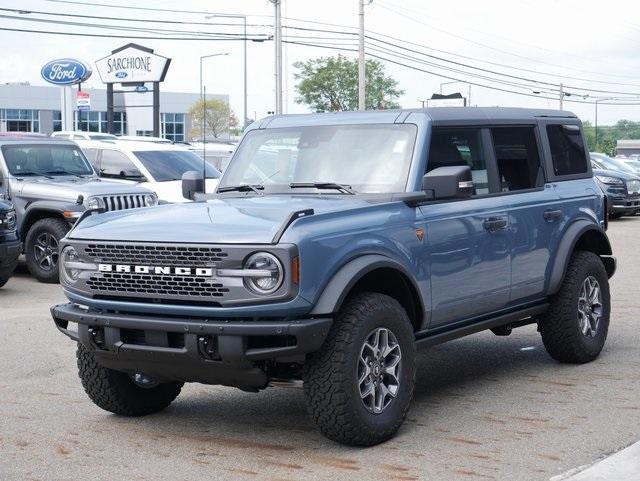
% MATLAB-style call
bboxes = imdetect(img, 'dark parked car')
[0,199,20,288]
[591,160,640,218]
[53,108,615,446]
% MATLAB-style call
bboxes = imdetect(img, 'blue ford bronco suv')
[52,108,615,446]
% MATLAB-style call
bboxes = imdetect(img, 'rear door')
[421,127,511,327]
[490,125,563,302]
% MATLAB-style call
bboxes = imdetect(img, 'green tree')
[294,55,404,112]
[188,98,238,140]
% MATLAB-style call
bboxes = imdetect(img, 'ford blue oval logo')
[41,58,91,85]
[115,71,128,79]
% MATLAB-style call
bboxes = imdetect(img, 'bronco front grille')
[82,243,228,267]
[101,194,146,212]
[86,272,229,298]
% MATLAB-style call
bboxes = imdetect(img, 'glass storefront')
[0,109,40,132]
[53,110,127,135]
[161,113,185,142]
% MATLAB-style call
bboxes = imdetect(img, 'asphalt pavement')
[1,218,639,481]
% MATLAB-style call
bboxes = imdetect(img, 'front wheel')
[303,292,416,446]
[539,251,610,364]
[24,218,70,283]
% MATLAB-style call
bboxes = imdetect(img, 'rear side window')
[547,124,588,176]
[427,128,489,195]
[99,149,140,178]
[492,127,543,192]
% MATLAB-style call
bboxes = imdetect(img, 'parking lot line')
[551,441,640,481]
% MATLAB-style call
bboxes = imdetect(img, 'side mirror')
[422,166,474,200]
[182,170,204,200]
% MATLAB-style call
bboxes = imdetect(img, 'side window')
[99,149,139,178]
[427,128,489,195]
[547,124,588,176]
[492,127,543,192]
[83,148,100,171]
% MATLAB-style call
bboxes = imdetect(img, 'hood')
[70,194,373,244]
[593,168,640,181]
[14,176,154,202]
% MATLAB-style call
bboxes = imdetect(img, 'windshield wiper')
[12,170,54,179]
[217,184,264,194]
[45,170,87,178]
[289,182,356,195]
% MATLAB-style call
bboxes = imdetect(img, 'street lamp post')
[205,14,249,127]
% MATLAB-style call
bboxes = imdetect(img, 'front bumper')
[606,192,640,213]
[51,303,332,389]
[0,237,21,276]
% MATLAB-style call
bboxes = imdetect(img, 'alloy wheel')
[357,327,402,414]
[578,276,603,338]
[33,232,59,271]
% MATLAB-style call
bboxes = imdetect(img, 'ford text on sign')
[41,59,92,86]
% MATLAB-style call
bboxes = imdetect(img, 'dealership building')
[0,82,228,142]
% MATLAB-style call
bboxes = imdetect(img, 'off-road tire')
[303,292,416,446]
[0,277,8,288]
[76,344,183,416]
[609,212,623,220]
[24,217,69,283]
[539,251,610,364]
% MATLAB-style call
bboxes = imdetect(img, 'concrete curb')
[550,441,640,481]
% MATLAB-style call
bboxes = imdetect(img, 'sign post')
[95,44,171,137]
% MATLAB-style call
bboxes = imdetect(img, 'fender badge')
[415,228,425,242]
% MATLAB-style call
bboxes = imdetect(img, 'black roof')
[422,107,577,122]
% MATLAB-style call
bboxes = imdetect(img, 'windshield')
[133,150,221,182]
[220,124,417,193]
[592,154,636,174]
[2,144,94,176]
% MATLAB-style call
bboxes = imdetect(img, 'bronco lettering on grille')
[97,264,214,276]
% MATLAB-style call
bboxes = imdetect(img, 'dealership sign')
[76,91,90,111]
[41,58,92,85]
[95,43,171,84]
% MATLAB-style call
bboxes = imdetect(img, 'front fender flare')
[309,254,423,317]
[547,220,613,295]
[21,201,82,238]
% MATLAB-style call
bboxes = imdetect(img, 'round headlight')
[61,246,81,284]
[243,252,284,295]
[144,194,158,207]
[85,196,104,211]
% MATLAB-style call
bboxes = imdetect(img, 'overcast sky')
[4,0,640,124]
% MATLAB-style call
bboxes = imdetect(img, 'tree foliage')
[582,119,640,156]
[294,55,404,112]
[188,98,238,140]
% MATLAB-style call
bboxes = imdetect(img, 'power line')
[284,40,640,106]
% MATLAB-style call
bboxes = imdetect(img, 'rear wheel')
[539,251,610,364]
[77,344,183,416]
[24,218,69,283]
[303,292,416,446]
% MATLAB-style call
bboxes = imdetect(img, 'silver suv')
[0,137,157,283]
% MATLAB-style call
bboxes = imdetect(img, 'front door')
[421,127,510,327]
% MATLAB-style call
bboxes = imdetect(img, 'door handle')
[543,209,563,222]
[483,217,508,232]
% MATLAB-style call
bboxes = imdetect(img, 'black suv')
[0,199,20,288]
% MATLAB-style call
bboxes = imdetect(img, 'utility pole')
[559,83,564,110]
[270,0,283,115]
[358,0,367,110]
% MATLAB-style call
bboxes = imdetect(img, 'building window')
[161,113,185,142]
[0,109,40,132]
[73,111,127,135]
[53,111,62,132]
[136,130,154,137]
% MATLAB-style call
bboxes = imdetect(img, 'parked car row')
[590,152,640,219]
